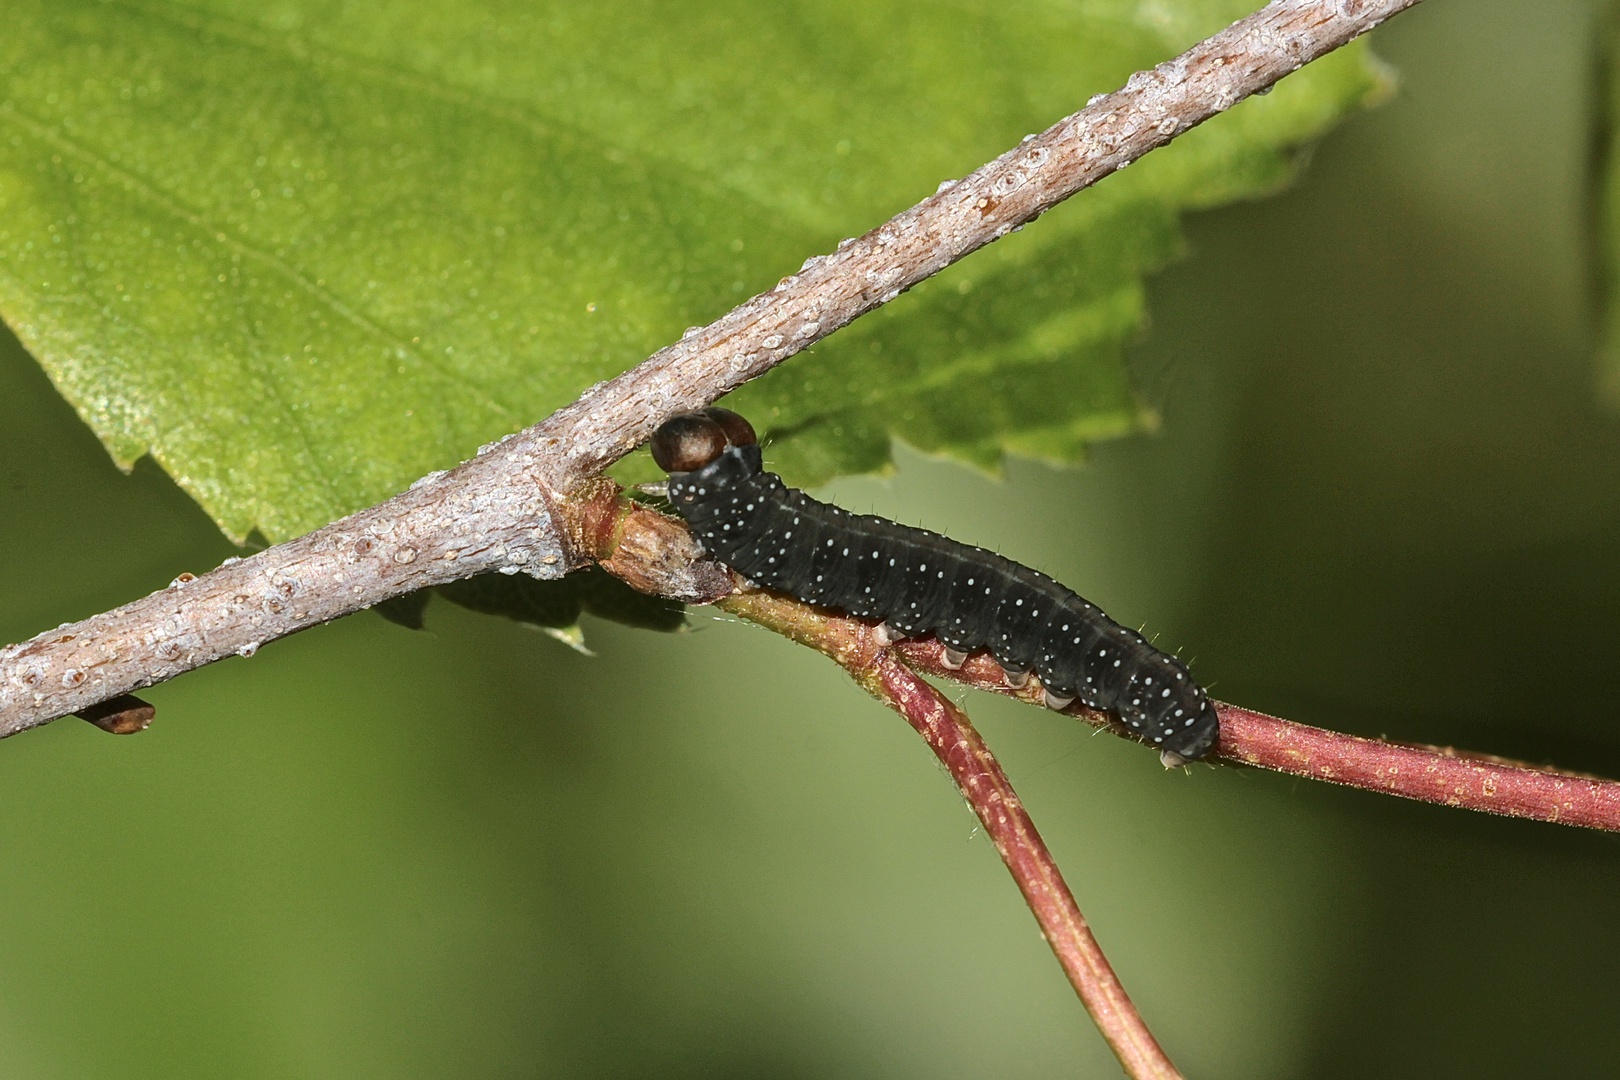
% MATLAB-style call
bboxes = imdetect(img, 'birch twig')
[0,0,1424,734]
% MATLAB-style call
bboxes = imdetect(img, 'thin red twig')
[1214,704,1620,830]
[719,588,1183,1080]
[872,655,1183,1080]
[881,634,1620,831]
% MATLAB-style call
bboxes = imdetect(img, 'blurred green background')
[4,0,1620,1076]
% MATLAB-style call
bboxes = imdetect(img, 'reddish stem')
[871,653,1184,1080]
[885,637,1620,831]
[582,498,1620,833]
[720,590,1183,1079]
[1214,703,1620,830]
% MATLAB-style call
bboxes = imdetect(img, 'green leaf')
[0,0,1391,540]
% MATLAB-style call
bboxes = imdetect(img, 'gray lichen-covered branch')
[0,0,1422,735]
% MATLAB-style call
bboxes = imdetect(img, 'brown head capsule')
[700,407,757,448]
[650,413,728,473]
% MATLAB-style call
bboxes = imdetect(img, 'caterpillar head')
[651,408,758,473]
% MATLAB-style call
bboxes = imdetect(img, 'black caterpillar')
[650,408,1218,764]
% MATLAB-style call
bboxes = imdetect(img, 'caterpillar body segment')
[652,409,1218,762]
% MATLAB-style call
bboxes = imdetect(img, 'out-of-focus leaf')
[0,0,1390,538]
[1600,0,1620,403]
